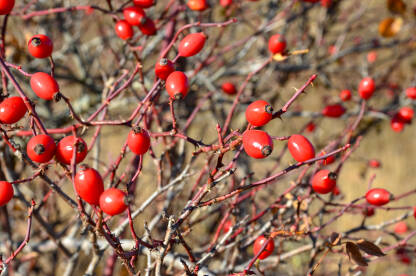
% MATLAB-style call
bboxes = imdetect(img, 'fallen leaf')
[387,0,406,14]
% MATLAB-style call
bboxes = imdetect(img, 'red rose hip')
[221,82,237,95]
[268,34,286,54]
[28,34,53,59]
[365,188,392,206]
[253,235,274,260]
[397,107,413,123]
[123,6,145,26]
[245,100,273,127]
[30,72,60,100]
[0,181,13,207]
[0,96,27,124]
[139,17,156,36]
[27,134,56,163]
[133,0,154,8]
[127,127,151,155]
[155,58,174,80]
[322,104,346,118]
[187,0,208,11]
[288,134,315,162]
[242,129,273,159]
[99,188,128,216]
[115,20,134,40]
[0,0,14,15]
[405,87,416,100]
[55,136,88,165]
[74,166,104,205]
[358,77,375,100]
[339,89,352,101]
[178,32,207,57]
[311,170,337,194]
[166,71,189,99]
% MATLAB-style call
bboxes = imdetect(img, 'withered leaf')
[387,0,406,14]
[356,240,386,257]
[329,232,342,246]
[378,17,403,38]
[346,242,368,266]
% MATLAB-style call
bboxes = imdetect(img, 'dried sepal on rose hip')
[242,129,273,159]
[127,126,151,155]
[99,188,128,216]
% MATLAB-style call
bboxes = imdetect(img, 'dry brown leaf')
[329,232,342,246]
[378,17,403,37]
[346,242,368,266]
[356,240,386,257]
[387,0,406,14]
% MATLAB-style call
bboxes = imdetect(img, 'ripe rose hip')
[74,166,104,205]
[221,82,237,95]
[339,89,352,101]
[127,127,151,155]
[358,77,375,100]
[397,107,414,123]
[394,222,408,234]
[187,0,208,11]
[311,170,337,194]
[123,6,145,26]
[288,134,315,162]
[27,134,56,163]
[99,188,128,216]
[405,87,416,99]
[178,32,207,57]
[220,0,233,7]
[133,0,154,8]
[56,136,88,165]
[166,71,189,99]
[253,235,274,260]
[320,0,332,7]
[28,34,53,59]
[414,206,416,219]
[115,20,134,40]
[139,17,156,36]
[0,96,27,124]
[0,0,14,15]
[322,104,345,118]
[268,34,286,54]
[332,186,340,195]
[367,51,377,63]
[0,181,13,207]
[305,122,316,132]
[245,100,273,127]
[242,129,273,159]
[30,72,60,100]
[390,115,405,132]
[155,58,174,80]
[365,188,392,206]
[368,159,381,168]
[363,206,375,217]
